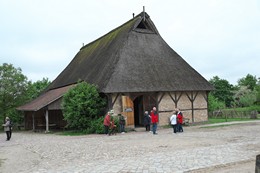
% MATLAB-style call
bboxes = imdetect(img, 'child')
[109,117,117,135]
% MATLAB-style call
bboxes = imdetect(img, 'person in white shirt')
[170,113,177,134]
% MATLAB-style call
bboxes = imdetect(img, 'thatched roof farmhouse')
[18,12,214,131]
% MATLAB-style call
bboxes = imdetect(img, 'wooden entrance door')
[122,96,134,126]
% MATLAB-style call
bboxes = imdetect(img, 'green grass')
[208,117,258,124]
[200,124,233,128]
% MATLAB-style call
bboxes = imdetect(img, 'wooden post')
[45,110,49,133]
[186,92,198,123]
[32,112,35,131]
[256,154,260,173]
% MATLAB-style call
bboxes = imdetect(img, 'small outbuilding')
[17,11,214,131]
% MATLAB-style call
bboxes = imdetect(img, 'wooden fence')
[209,110,258,119]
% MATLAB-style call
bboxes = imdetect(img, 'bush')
[84,115,120,134]
[62,82,106,131]
[84,116,104,134]
[225,105,260,112]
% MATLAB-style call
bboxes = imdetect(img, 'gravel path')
[0,121,259,173]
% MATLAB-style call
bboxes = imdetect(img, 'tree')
[237,74,257,91]
[208,93,225,112]
[209,76,234,107]
[233,86,257,107]
[25,77,51,102]
[62,82,106,131]
[255,78,260,105]
[0,63,29,122]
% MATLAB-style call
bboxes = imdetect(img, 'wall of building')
[111,94,122,115]
[111,91,209,127]
[158,91,208,125]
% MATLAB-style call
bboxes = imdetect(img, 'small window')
[134,19,157,34]
[137,21,147,29]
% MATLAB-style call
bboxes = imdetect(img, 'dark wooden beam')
[112,93,120,107]
[158,92,165,105]
[186,91,198,123]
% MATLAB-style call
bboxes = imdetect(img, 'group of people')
[170,108,184,134]
[103,107,183,136]
[103,110,126,136]
[144,107,184,135]
[2,116,12,141]
[143,107,159,135]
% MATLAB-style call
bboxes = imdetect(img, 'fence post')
[256,154,260,173]
[251,110,257,119]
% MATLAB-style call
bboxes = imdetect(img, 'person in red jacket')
[150,107,159,135]
[103,111,112,135]
[176,108,183,132]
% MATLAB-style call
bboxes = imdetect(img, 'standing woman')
[2,117,11,141]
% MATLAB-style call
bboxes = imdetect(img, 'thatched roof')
[47,12,214,93]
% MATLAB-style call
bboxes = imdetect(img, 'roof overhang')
[17,84,75,111]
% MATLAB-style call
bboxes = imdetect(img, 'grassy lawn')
[208,117,259,124]
[199,116,260,128]
[200,124,233,128]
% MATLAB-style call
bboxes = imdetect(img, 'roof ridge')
[80,13,144,51]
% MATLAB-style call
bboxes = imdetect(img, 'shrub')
[62,82,106,131]
[84,116,104,134]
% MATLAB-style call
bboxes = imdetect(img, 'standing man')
[2,117,11,141]
[150,107,158,135]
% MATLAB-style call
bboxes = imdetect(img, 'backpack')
[9,120,13,127]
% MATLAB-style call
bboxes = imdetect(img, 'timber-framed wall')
[110,91,209,127]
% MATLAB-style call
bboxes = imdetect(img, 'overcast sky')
[1,0,259,85]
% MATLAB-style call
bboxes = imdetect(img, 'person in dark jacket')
[118,114,126,133]
[143,111,151,132]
